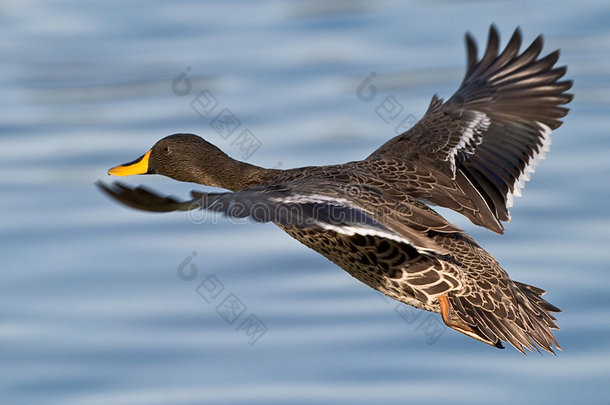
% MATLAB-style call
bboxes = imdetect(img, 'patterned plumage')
[98,26,572,354]
[370,26,572,233]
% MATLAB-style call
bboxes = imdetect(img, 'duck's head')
[108,133,260,189]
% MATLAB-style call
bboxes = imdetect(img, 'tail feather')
[449,280,560,354]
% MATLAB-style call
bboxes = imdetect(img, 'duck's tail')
[444,281,561,354]
[510,281,561,353]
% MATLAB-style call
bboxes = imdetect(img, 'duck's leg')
[438,294,503,348]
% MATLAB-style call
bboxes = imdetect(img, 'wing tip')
[465,31,478,73]
[96,180,192,212]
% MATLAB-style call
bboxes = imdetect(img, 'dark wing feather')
[368,25,573,233]
[96,181,195,212]
[96,181,448,254]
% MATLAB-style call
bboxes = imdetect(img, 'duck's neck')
[186,153,281,191]
[214,159,281,191]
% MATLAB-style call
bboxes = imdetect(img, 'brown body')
[98,26,571,353]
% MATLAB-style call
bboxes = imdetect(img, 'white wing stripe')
[506,121,552,208]
[448,111,490,176]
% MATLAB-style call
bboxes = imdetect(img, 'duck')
[97,25,572,354]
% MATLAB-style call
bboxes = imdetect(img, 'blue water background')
[1,0,609,404]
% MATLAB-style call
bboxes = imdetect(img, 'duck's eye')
[163,146,171,154]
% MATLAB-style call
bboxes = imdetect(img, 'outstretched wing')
[96,181,449,254]
[368,25,573,233]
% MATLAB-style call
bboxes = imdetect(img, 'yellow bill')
[108,150,152,176]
